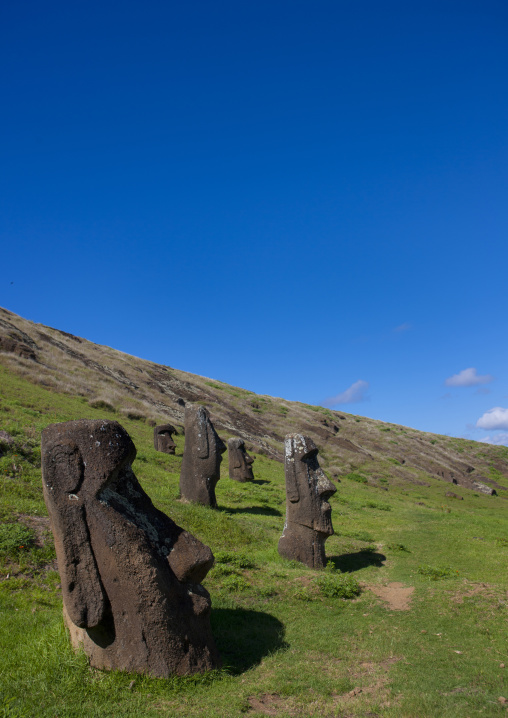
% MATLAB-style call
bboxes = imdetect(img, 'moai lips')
[180,405,226,508]
[154,423,177,455]
[41,419,220,677]
[228,437,255,482]
[278,433,337,569]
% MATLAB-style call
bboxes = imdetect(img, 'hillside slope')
[1,306,508,717]
[0,305,506,496]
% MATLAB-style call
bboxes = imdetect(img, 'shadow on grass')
[211,607,288,673]
[328,550,386,573]
[251,479,270,485]
[219,506,283,517]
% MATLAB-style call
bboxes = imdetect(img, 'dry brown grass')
[1,305,507,496]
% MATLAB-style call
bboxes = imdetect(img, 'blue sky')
[1,1,507,444]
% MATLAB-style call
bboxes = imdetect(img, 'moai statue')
[180,404,226,508]
[154,423,177,455]
[41,419,220,677]
[228,437,255,482]
[278,433,337,569]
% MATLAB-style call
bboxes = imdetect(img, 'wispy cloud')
[479,432,508,446]
[474,387,491,396]
[393,322,412,333]
[476,407,508,431]
[445,367,493,387]
[323,380,369,407]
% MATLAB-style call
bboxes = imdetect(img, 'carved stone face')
[278,434,337,568]
[284,434,336,535]
[154,424,176,455]
[41,419,220,677]
[228,437,255,482]
[180,405,226,508]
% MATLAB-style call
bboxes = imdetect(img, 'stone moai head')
[154,423,177,455]
[228,437,255,482]
[180,404,226,508]
[41,419,220,677]
[278,433,337,569]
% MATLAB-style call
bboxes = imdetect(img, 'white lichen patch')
[99,483,169,555]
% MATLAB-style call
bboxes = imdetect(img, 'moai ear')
[232,450,242,469]
[230,440,242,469]
[43,441,84,494]
[285,437,300,503]
[43,444,107,628]
[196,408,210,459]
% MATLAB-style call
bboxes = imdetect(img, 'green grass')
[1,363,508,716]
[344,471,368,484]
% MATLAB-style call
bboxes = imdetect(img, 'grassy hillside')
[1,305,507,496]
[0,309,508,717]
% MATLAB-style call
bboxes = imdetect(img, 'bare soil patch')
[449,580,503,604]
[247,693,288,715]
[366,582,414,610]
[332,656,402,713]
[17,514,51,547]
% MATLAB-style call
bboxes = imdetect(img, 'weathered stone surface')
[228,437,255,482]
[445,491,464,500]
[473,481,497,496]
[278,434,337,569]
[154,424,177,455]
[180,405,226,507]
[41,419,220,677]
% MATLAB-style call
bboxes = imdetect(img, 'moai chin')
[154,423,177,455]
[180,404,226,508]
[41,419,220,677]
[278,433,337,569]
[228,437,255,482]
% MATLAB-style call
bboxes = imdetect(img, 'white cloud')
[476,407,508,431]
[479,432,508,446]
[323,380,369,406]
[393,322,412,333]
[445,367,493,387]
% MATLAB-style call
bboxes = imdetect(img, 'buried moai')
[228,437,255,482]
[180,404,226,508]
[278,433,337,569]
[154,423,177,455]
[41,419,220,677]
